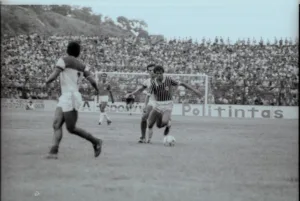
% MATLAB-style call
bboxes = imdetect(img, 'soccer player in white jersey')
[126,64,156,143]
[145,65,201,143]
[97,73,114,125]
[25,99,35,110]
[45,41,102,159]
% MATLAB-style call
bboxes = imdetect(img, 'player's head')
[153,65,164,81]
[67,41,81,58]
[146,64,156,79]
[101,73,107,82]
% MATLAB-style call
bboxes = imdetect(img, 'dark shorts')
[126,98,135,104]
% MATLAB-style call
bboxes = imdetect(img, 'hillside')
[1,5,132,37]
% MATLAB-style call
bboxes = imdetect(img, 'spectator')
[1,34,298,106]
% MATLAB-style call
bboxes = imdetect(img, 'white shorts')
[154,101,174,113]
[57,91,82,112]
[99,95,109,103]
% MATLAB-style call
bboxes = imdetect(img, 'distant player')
[26,100,35,110]
[126,64,156,143]
[45,41,102,159]
[97,73,114,125]
[125,92,135,115]
[145,65,201,143]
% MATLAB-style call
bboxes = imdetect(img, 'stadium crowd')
[1,34,298,106]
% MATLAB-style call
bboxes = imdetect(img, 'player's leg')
[126,99,130,111]
[101,101,112,125]
[99,100,106,125]
[162,110,172,136]
[147,109,161,143]
[155,112,163,128]
[155,102,173,135]
[98,96,104,124]
[64,110,103,157]
[47,107,65,159]
[129,100,134,115]
[139,105,153,143]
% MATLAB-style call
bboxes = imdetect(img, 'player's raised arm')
[169,76,201,97]
[45,58,64,86]
[179,82,201,97]
[129,85,147,97]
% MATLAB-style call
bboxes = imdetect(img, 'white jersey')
[142,78,155,102]
[56,56,91,94]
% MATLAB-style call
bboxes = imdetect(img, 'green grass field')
[1,109,298,201]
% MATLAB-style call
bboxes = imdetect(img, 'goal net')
[95,72,214,106]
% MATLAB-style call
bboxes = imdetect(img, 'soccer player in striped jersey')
[145,65,201,143]
[45,41,102,159]
[97,73,114,125]
[126,64,156,143]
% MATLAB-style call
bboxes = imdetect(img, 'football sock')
[51,125,63,153]
[167,120,172,127]
[99,112,104,123]
[148,128,153,140]
[103,112,110,121]
[49,145,59,154]
[141,120,147,139]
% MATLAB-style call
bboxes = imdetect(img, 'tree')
[50,5,71,16]
[89,14,102,25]
[117,16,131,31]
[81,7,92,15]
[104,16,115,26]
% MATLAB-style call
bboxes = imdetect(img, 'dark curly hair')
[153,65,164,74]
[67,41,81,58]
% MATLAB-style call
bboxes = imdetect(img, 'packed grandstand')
[1,34,298,106]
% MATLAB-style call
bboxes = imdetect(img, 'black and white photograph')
[1,0,298,200]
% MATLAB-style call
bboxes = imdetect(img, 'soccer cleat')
[46,153,58,159]
[107,120,112,125]
[93,139,103,158]
[138,137,146,143]
[46,146,58,159]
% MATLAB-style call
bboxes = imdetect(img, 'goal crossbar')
[96,72,208,77]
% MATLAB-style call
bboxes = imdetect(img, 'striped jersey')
[55,56,92,94]
[148,76,180,101]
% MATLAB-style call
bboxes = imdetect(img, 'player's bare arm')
[128,85,146,96]
[145,94,151,107]
[46,68,62,86]
[84,70,99,100]
[179,82,201,97]
[108,86,115,103]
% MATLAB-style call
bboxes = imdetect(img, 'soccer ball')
[163,135,176,146]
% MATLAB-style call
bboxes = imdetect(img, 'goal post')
[95,72,213,114]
